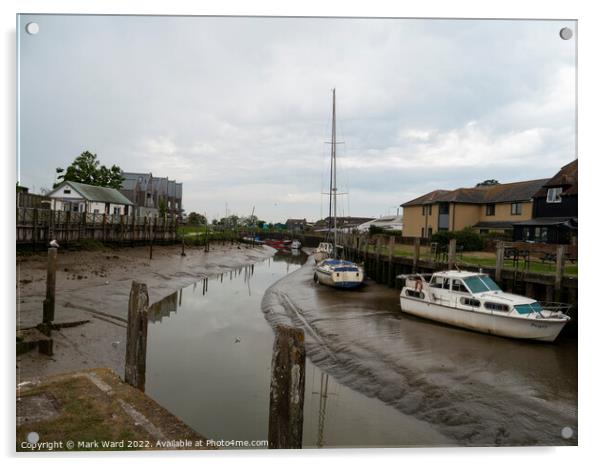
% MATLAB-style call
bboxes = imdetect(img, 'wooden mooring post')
[555,244,565,300]
[387,236,395,286]
[125,281,149,391]
[268,325,306,449]
[42,247,58,325]
[495,242,505,282]
[412,237,420,272]
[448,238,457,269]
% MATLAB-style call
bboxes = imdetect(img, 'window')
[430,276,445,289]
[421,227,425,238]
[451,279,469,293]
[484,302,510,312]
[439,203,449,214]
[485,204,496,216]
[422,205,432,216]
[113,207,120,215]
[460,297,480,307]
[511,202,522,215]
[514,302,543,315]
[463,275,501,293]
[405,289,425,299]
[64,188,71,194]
[546,187,562,203]
[93,209,99,214]
[427,227,433,238]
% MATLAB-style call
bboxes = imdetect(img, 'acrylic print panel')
[16,14,577,451]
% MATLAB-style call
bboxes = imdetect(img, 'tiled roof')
[401,179,548,207]
[533,159,577,198]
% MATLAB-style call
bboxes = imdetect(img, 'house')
[512,160,577,244]
[285,218,307,234]
[120,172,183,218]
[401,179,548,238]
[47,181,134,215]
[312,216,375,232]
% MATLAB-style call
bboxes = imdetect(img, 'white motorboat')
[399,270,570,342]
[313,89,364,289]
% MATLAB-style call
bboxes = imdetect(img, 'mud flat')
[262,255,578,446]
[17,243,274,381]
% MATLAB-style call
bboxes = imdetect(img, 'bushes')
[431,227,484,252]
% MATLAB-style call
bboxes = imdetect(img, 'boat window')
[430,276,445,289]
[480,275,501,291]
[464,275,501,293]
[452,279,469,293]
[484,302,510,312]
[405,289,425,299]
[460,297,480,307]
[514,302,543,315]
[443,278,450,290]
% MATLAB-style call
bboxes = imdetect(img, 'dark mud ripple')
[261,256,578,446]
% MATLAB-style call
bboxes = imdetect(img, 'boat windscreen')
[463,275,501,293]
[514,302,543,315]
[480,275,501,291]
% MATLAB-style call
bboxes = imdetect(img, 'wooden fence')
[16,207,178,247]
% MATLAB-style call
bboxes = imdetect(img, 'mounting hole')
[559,27,573,40]
[25,22,39,35]
[561,426,574,439]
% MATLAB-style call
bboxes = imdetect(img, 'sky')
[18,15,576,223]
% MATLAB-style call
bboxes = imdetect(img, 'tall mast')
[331,89,338,259]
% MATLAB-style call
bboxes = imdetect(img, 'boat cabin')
[402,270,558,318]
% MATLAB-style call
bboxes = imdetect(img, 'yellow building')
[401,179,548,238]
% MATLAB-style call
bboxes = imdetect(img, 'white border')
[3,1,600,466]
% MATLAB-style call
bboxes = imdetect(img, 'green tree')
[158,199,168,217]
[475,179,499,187]
[55,151,124,188]
[187,212,206,226]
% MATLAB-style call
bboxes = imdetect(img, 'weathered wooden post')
[555,244,565,299]
[412,237,421,272]
[149,217,154,260]
[42,247,58,325]
[32,208,38,252]
[495,242,505,283]
[448,238,457,269]
[268,325,306,449]
[388,235,395,287]
[125,281,149,391]
[375,237,382,281]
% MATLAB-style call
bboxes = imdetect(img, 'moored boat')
[314,259,364,289]
[399,270,570,342]
[313,89,364,289]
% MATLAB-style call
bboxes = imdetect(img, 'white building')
[357,215,403,233]
[47,181,134,215]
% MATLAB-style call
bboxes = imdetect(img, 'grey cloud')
[19,15,575,221]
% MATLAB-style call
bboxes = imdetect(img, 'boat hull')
[315,268,363,289]
[399,296,568,342]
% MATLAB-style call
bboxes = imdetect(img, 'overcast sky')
[18,15,576,223]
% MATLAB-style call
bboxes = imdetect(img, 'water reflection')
[145,250,448,448]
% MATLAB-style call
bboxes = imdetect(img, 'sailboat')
[313,89,364,289]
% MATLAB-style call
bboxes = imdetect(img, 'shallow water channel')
[145,250,448,448]
[146,249,577,448]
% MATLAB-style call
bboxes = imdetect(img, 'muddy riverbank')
[262,254,578,446]
[16,243,274,381]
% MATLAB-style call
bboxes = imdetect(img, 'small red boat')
[263,239,292,249]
